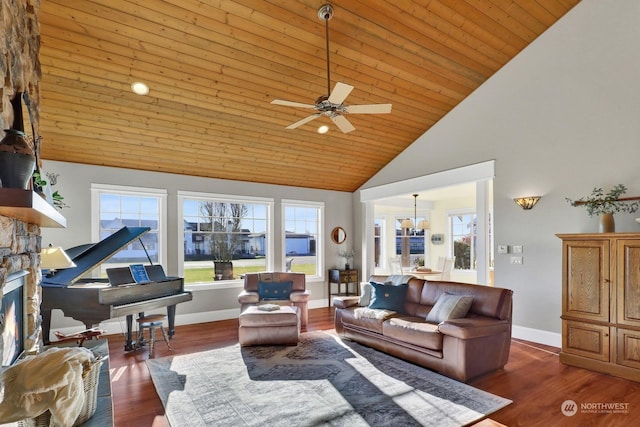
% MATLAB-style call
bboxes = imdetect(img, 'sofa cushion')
[360,281,392,306]
[383,317,443,351]
[340,307,389,334]
[369,282,407,312]
[258,280,293,300]
[426,293,473,323]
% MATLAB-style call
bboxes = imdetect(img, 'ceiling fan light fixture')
[317,125,329,134]
[271,4,392,133]
[131,81,149,96]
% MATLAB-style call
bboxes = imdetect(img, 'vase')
[599,213,615,233]
[0,93,35,189]
[214,261,234,280]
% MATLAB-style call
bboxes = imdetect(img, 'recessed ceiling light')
[317,125,329,134]
[131,82,149,96]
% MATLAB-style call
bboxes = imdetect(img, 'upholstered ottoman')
[238,305,300,346]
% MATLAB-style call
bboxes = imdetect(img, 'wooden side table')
[328,268,359,306]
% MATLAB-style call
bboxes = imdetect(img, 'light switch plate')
[510,256,523,265]
[498,245,508,254]
[512,245,523,254]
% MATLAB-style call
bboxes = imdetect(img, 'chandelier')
[401,194,430,235]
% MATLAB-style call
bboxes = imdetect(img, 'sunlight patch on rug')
[147,331,511,426]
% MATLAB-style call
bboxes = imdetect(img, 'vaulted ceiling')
[38,0,579,192]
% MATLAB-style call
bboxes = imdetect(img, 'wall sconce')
[514,196,541,210]
[41,245,76,277]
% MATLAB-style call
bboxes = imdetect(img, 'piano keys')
[41,226,192,351]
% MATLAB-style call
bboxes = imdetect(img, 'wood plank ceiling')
[37,0,579,192]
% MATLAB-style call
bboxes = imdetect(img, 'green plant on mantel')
[32,171,68,210]
[566,184,639,216]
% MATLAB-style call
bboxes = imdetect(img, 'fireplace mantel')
[0,189,66,228]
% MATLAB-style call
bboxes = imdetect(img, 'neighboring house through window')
[178,191,273,284]
[394,215,427,269]
[282,200,323,277]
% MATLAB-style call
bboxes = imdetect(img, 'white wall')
[41,160,353,334]
[358,0,640,346]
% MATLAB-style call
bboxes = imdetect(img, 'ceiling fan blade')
[271,99,317,109]
[330,114,356,133]
[286,113,322,129]
[328,82,354,105]
[346,104,392,114]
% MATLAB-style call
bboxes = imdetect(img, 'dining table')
[409,270,442,279]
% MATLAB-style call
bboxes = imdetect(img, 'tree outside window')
[450,213,475,270]
[181,194,271,283]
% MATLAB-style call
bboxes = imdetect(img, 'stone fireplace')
[0,0,46,364]
[0,218,42,364]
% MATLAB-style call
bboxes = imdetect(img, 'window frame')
[91,183,168,269]
[447,209,476,272]
[281,199,324,278]
[177,191,274,285]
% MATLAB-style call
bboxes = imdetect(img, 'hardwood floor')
[106,308,640,426]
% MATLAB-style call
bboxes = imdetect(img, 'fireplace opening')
[1,271,27,366]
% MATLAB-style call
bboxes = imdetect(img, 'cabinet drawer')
[340,272,358,282]
[617,327,640,369]
[563,320,610,362]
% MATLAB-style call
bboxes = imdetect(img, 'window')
[282,200,323,277]
[394,216,427,268]
[178,192,273,284]
[449,212,476,270]
[91,184,167,277]
[374,217,384,268]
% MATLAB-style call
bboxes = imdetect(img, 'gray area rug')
[147,331,511,426]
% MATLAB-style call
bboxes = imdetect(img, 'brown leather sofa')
[239,272,310,327]
[334,274,513,382]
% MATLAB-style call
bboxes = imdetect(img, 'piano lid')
[42,226,151,287]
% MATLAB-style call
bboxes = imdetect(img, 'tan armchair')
[238,272,310,327]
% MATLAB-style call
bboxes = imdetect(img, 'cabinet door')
[341,269,358,283]
[563,319,610,362]
[616,239,640,328]
[563,239,610,322]
[616,327,640,369]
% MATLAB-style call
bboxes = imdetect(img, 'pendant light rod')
[413,193,418,235]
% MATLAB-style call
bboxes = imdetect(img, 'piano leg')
[42,308,53,345]
[166,305,177,338]
[124,314,135,351]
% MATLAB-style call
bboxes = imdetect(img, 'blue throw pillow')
[368,282,407,312]
[258,280,293,300]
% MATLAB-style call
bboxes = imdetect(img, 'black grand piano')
[41,226,192,350]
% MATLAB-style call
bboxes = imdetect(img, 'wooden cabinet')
[327,269,359,306]
[558,233,640,381]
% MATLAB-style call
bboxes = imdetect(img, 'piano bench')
[136,314,172,358]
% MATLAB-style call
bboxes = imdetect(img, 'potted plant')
[338,249,355,270]
[566,184,639,232]
[32,171,68,210]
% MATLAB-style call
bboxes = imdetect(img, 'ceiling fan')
[271,4,392,133]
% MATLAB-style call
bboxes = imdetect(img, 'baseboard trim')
[52,299,329,338]
[512,324,561,348]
